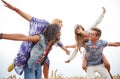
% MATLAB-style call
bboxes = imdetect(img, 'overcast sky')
[0,0,120,78]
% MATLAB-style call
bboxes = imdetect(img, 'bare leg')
[82,54,87,71]
[102,54,110,72]
[43,62,49,79]
[102,54,113,79]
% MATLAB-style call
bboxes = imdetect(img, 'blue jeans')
[24,64,42,79]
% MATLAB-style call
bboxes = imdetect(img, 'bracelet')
[42,53,46,56]
[0,33,3,39]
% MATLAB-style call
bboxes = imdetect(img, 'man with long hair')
[0,24,61,79]
[1,0,70,78]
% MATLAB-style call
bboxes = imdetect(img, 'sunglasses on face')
[89,32,96,36]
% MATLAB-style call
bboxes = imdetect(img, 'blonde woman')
[65,7,113,78]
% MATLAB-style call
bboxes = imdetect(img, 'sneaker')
[8,63,14,72]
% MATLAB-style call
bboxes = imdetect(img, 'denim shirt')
[27,34,48,71]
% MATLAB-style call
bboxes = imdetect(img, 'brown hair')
[91,27,102,38]
[43,24,61,43]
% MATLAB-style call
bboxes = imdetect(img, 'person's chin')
[56,38,60,41]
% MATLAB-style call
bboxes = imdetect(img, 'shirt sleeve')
[100,39,108,47]
[103,40,108,47]
[58,41,63,47]
[29,17,50,35]
[68,49,78,61]
[86,13,105,32]
[91,13,105,28]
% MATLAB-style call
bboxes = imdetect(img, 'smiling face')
[43,24,61,43]
[55,30,61,41]
[89,30,98,41]
[89,28,101,41]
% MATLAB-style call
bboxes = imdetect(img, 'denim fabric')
[24,34,47,79]
[27,34,47,71]
[24,64,42,79]
[14,17,62,75]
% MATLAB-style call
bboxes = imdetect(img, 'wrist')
[0,33,3,39]
[66,46,68,48]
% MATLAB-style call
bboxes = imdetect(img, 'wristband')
[0,33,3,39]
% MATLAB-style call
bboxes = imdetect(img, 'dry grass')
[1,75,120,79]
[1,70,120,79]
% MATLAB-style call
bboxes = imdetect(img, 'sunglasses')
[89,33,96,36]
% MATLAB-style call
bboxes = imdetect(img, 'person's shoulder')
[31,17,50,24]
[99,39,107,42]
[98,39,108,44]
[39,34,45,40]
[99,39,104,41]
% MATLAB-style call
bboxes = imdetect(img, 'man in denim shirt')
[0,24,61,79]
[1,0,70,78]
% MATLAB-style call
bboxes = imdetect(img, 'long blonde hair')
[74,24,86,53]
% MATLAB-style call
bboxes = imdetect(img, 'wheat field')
[1,69,120,79]
[1,74,120,79]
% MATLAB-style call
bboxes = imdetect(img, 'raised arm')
[1,0,32,21]
[0,33,39,43]
[91,7,106,28]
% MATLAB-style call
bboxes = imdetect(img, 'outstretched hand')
[65,50,70,55]
[75,27,83,34]
[1,0,16,10]
[65,60,70,63]
[102,7,106,14]
[82,64,87,72]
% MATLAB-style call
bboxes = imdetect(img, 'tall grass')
[2,71,120,79]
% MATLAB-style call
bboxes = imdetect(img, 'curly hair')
[43,24,61,43]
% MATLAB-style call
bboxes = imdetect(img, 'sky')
[0,0,120,78]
